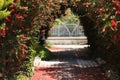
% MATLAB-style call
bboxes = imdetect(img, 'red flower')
[100,7,105,13]
[19,34,25,39]
[41,30,45,33]
[5,17,11,22]
[116,10,120,14]
[48,0,51,2]
[115,0,120,7]
[17,0,20,2]
[15,14,23,19]
[10,6,19,13]
[83,2,91,6]
[11,8,16,13]
[111,20,118,28]
[5,26,8,31]
[114,34,119,40]
[0,29,6,37]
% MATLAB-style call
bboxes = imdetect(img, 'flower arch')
[0,0,120,79]
[38,0,120,62]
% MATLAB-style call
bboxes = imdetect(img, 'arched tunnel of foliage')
[0,0,120,79]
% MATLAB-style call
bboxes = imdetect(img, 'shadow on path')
[31,46,108,80]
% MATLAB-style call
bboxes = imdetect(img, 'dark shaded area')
[79,16,99,57]
[52,48,91,60]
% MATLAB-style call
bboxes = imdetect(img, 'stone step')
[34,57,99,68]
[46,36,88,45]
[48,45,90,52]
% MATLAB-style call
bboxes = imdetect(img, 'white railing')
[50,23,84,37]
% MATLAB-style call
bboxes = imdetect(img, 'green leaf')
[105,21,111,27]
[0,0,4,9]
[0,23,6,29]
[0,9,11,20]
[4,0,13,7]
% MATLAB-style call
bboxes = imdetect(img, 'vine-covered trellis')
[0,0,120,79]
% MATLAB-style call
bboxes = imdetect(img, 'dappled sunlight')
[40,60,69,67]
[32,65,107,80]
[32,46,108,80]
[50,45,90,49]
[47,43,90,53]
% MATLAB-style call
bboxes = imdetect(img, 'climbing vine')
[0,0,120,79]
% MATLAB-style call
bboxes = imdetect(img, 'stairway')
[46,36,88,45]
[46,36,90,59]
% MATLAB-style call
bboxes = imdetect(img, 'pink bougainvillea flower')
[115,0,120,7]
[83,2,91,6]
[20,7,28,10]
[16,0,20,2]
[111,20,118,28]
[15,14,23,19]
[23,14,28,17]
[116,10,120,14]
[48,0,51,2]
[20,43,27,48]
[112,7,117,10]
[100,7,105,13]
[19,34,25,39]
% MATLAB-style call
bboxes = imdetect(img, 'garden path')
[31,45,108,80]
